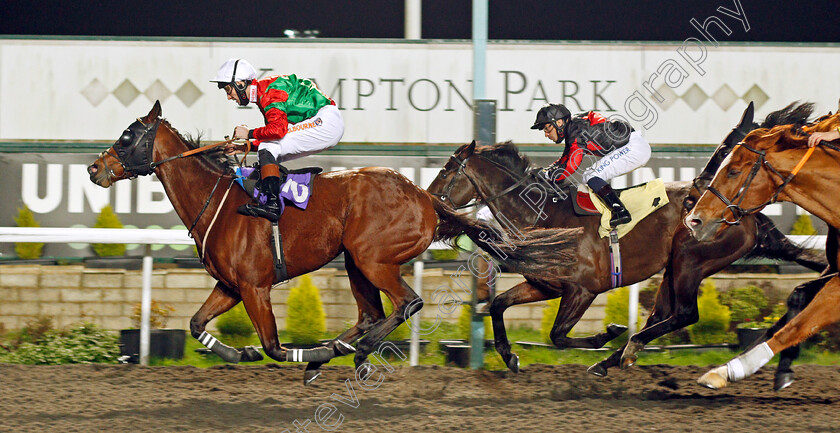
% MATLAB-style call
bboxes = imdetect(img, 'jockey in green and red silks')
[211,58,344,222]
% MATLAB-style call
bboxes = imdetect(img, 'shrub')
[216,304,255,346]
[790,214,817,235]
[381,293,410,341]
[130,300,174,329]
[0,322,120,365]
[541,298,561,343]
[720,285,768,325]
[286,275,326,345]
[92,205,126,257]
[14,205,44,259]
[457,304,492,340]
[604,286,644,348]
[688,280,732,345]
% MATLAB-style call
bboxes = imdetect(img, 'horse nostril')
[88,164,98,175]
[688,218,702,228]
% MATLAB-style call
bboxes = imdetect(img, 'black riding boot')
[587,177,631,227]
[238,150,283,222]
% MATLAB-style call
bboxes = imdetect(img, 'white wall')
[1,38,838,144]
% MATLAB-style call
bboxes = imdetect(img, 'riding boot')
[587,177,632,227]
[238,150,283,222]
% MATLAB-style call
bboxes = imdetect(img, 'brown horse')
[426,102,826,379]
[87,101,579,383]
[686,113,840,389]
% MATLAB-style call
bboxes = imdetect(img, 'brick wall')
[0,265,819,337]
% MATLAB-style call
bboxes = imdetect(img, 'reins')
[707,141,820,225]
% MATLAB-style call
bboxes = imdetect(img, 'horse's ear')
[144,100,162,122]
[738,101,754,130]
[465,140,476,155]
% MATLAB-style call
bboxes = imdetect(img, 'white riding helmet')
[210,58,257,85]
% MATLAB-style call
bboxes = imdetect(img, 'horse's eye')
[727,169,741,178]
[119,130,133,146]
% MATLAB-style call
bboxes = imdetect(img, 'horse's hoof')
[606,323,628,336]
[506,354,520,373]
[587,363,608,377]
[774,371,795,391]
[333,339,356,356]
[620,354,637,369]
[240,346,264,362]
[303,368,322,386]
[698,366,729,389]
[355,362,374,379]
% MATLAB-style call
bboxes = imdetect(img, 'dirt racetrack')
[1,363,839,432]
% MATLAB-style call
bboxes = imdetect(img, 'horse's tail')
[746,213,828,272]
[430,195,580,278]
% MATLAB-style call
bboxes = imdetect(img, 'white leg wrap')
[726,342,774,382]
[199,331,218,349]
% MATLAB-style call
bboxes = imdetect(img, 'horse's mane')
[745,112,840,151]
[160,118,238,175]
[758,101,814,129]
[475,141,531,174]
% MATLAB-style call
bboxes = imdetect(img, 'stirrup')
[238,203,279,222]
[609,207,631,227]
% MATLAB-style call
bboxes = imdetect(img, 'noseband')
[707,142,816,225]
[437,153,534,210]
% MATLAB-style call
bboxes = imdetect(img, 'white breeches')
[582,131,651,183]
[259,105,344,162]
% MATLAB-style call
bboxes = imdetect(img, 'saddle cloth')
[588,178,669,239]
[235,167,315,217]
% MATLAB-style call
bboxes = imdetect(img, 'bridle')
[99,116,240,240]
[436,152,535,210]
[706,142,816,225]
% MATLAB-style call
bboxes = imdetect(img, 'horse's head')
[427,141,478,208]
[685,126,797,241]
[88,101,163,187]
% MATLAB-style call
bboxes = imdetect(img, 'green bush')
[381,293,410,341]
[790,214,817,235]
[130,300,174,329]
[216,304,255,346]
[92,205,126,257]
[0,322,120,365]
[457,304,492,340]
[286,275,326,345]
[720,285,768,325]
[604,286,644,348]
[688,280,732,345]
[541,298,561,343]
[14,205,44,259]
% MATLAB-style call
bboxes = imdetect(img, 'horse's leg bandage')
[726,342,775,382]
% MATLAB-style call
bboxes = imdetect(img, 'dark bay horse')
[427,102,825,381]
[87,101,579,383]
[687,113,840,389]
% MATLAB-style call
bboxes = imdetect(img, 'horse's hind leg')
[190,283,263,363]
[304,253,387,385]
[549,283,626,350]
[349,263,422,370]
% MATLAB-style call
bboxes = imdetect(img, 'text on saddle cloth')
[235,167,314,216]
[589,178,669,239]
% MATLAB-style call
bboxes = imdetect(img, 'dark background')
[2,0,839,42]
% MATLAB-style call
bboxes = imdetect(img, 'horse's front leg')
[190,283,263,363]
[239,285,335,365]
[548,283,627,350]
[490,280,556,373]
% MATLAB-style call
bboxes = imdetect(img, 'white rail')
[0,228,827,366]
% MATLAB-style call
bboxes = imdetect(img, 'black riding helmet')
[531,104,571,143]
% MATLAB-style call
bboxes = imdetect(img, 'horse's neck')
[152,136,239,238]
[476,171,574,228]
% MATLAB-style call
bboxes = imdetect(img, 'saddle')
[573,179,669,239]
[235,166,321,218]
[234,165,322,285]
